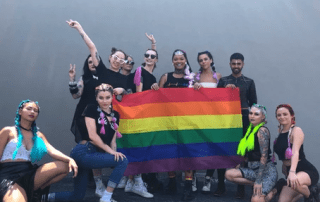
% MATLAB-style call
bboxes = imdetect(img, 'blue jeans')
[54,142,128,201]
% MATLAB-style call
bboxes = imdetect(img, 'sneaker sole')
[131,191,154,198]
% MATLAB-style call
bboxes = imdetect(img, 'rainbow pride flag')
[113,88,243,176]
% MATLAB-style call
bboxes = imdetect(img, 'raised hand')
[66,19,82,31]
[69,64,76,81]
[145,33,156,44]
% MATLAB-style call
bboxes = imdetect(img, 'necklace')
[174,69,184,75]
[20,125,32,131]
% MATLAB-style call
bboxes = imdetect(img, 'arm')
[70,76,84,99]
[38,132,78,176]
[216,72,222,80]
[253,127,270,196]
[248,80,257,107]
[0,127,10,158]
[66,20,100,67]
[145,33,156,50]
[136,82,143,92]
[159,73,168,88]
[110,132,117,151]
[287,127,304,188]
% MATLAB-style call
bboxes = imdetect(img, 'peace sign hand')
[69,64,76,81]
[66,19,82,31]
[145,33,156,44]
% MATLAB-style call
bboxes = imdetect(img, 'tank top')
[246,126,272,162]
[1,139,31,161]
[164,72,189,88]
[200,82,217,88]
[274,131,306,160]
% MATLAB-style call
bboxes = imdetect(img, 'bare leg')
[251,194,266,202]
[33,161,69,190]
[185,170,193,178]
[3,183,27,202]
[225,168,254,186]
[293,171,311,197]
[278,186,300,202]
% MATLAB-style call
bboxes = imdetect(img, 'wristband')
[69,87,79,94]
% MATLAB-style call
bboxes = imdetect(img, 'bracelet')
[69,87,79,94]
[289,170,296,173]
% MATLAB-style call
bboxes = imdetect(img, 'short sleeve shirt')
[82,104,120,146]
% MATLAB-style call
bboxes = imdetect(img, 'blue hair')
[13,100,47,163]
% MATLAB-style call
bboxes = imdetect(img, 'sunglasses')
[144,53,157,59]
[126,60,135,65]
[112,54,126,64]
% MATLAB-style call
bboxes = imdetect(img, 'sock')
[48,193,55,201]
[94,176,105,190]
[101,190,112,201]
[134,174,143,184]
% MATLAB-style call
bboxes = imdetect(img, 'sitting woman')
[0,100,78,202]
[51,84,128,202]
[225,104,277,202]
[272,104,319,202]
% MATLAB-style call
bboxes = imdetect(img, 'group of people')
[0,19,319,202]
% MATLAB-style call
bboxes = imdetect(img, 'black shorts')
[0,162,39,201]
[287,158,319,186]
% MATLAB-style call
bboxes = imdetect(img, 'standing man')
[217,53,257,199]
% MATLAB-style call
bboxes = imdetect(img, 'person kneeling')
[0,100,78,202]
[225,104,277,202]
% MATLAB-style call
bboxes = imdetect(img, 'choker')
[174,69,185,75]
[20,125,32,131]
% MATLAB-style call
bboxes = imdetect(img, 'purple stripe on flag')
[124,155,244,176]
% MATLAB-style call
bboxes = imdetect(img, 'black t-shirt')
[217,74,257,109]
[164,72,189,88]
[82,104,120,146]
[132,67,157,93]
[96,59,128,89]
[126,73,135,93]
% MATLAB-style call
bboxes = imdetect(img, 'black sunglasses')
[144,53,157,59]
[126,60,135,65]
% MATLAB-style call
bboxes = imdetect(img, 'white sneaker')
[201,176,211,193]
[125,179,134,192]
[131,182,154,198]
[95,186,106,198]
[192,176,197,192]
[100,197,117,202]
[117,176,128,188]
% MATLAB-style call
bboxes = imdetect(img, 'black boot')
[181,180,195,201]
[273,178,286,196]
[213,169,226,197]
[148,173,163,193]
[164,177,177,195]
[235,184,245,199]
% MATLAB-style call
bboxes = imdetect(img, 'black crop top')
[246,126,272,162]
[164,72,189,88]
[82,104,120,146]
[273,130,306,161]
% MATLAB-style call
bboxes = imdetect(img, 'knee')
[251,195,265,202]
[55,161,69,175]
[120,157,129,167]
